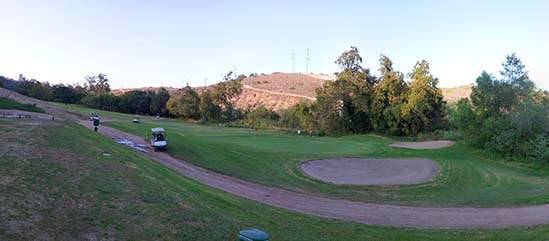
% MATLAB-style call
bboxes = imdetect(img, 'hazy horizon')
[1,0,547,89]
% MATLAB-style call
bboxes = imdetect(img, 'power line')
[305,48,310,74]
[291,50,295,73]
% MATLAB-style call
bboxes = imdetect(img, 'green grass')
[0,97,45,113]
[1,119,549,240]
[57,103,549,207]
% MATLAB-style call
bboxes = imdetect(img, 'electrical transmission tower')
[291,50,296,73]
[305,48,310,74]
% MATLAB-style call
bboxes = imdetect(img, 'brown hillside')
[243,73,328,98]
[441,84,473,103]
[233,73,328,111]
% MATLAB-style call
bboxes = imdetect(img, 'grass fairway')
[0,97,45,113]
[1,118,549,240]
[57,103,549,207]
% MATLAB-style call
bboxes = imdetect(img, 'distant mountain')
[112,73,473,111]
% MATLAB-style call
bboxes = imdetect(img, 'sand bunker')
[390,140,454,150]
[301,158,439,185]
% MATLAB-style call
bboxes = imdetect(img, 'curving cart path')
[2,87,549,229]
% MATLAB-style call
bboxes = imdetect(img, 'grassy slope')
[57,103,549,207]
[1,119,549,240]
[0,97,45,113]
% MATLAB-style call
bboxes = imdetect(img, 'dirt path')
[243,85,316,101]
[3,87,549,229]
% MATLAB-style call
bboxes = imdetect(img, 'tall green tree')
[85,73,110,95]
[245,106,280,128]
[453,54,547,163]
[150,87,170,116]
[52,84,86,103]
[17,76,54,101]
[212,72,243,106]
[211,71,244,121]
[470,72,507,117]
[166,85,200,119]
[118,90,151,114]
[371,55,408,134]
[280,100,317,131]
[401,60,447,135]
[199,90,222,123]
[315,46,376,134]
[499,53,535,107]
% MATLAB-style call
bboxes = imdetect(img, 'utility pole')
[291,50,295,73]
[305,48,310,74]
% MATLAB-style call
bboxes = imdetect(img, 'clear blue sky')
[1,0,547,89]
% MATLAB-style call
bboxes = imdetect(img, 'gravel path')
[3,87,549,229]
[301,158,439,185]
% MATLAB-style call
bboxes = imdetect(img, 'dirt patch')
[301,158,439,185]
[390,140,455,150]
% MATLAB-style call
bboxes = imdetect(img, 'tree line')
[0,47,448,136]
[0,74,171,116]
[450,54,548,163]
[226,47,447,136]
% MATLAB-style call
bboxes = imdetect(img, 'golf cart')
[132,116,140,123]
[150,127,167,151]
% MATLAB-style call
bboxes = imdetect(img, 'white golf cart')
[150,127,167,151]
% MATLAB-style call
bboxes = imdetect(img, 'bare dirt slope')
[233,73,325,111]
[242,73,326,98]
[441,84,473,103]
[5,87,549,229]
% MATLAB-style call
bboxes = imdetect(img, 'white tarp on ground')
[114,138,148,153]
